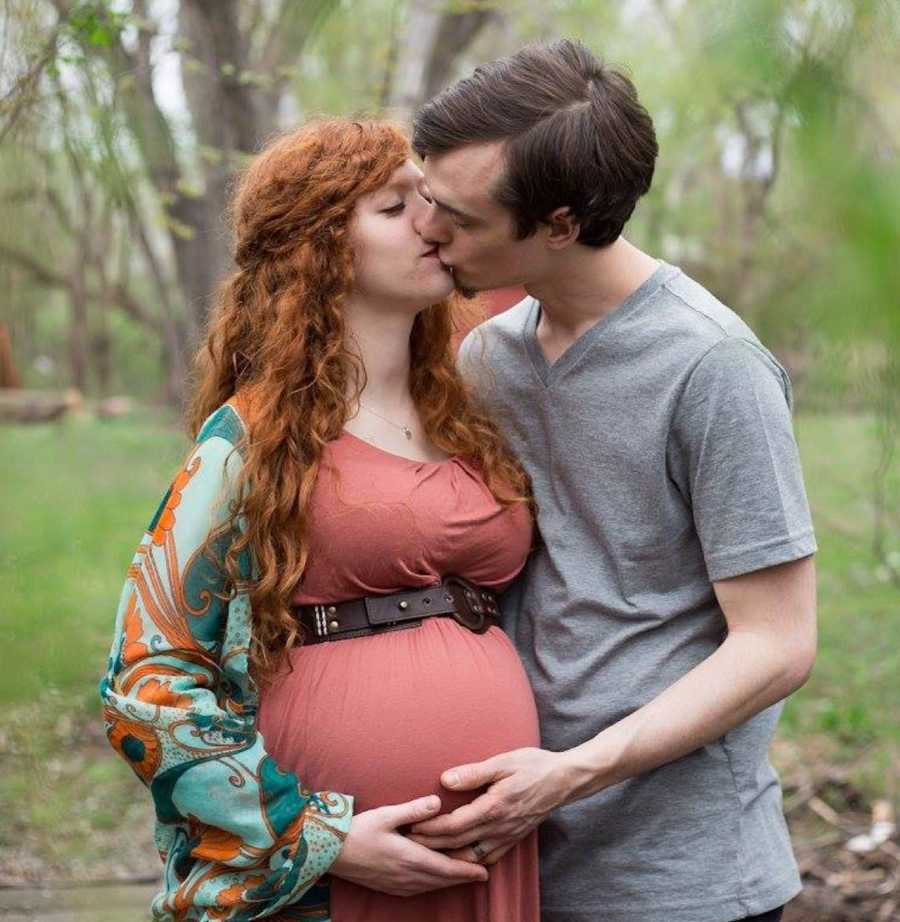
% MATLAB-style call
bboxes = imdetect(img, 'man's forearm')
[556,629,813,804]
[410,560,816,853]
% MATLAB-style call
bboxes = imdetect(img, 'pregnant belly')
[256,619,540,813]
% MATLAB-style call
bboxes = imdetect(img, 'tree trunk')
[45,0,340,402]
[176,0,266,335]
[387,0,444,122]
[424,8,499,101]
[387,0,501,125]
[68,256,89,394]
[91,294,112,399]
[0,323,21,389]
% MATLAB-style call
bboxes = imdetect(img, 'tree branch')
[257,0,336,77]
[0,241,162,336]
[0,26,60,145]
[0,243,69,289]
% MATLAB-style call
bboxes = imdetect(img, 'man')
[407,39,817,922]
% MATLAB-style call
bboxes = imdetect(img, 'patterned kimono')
[100,403,353,920]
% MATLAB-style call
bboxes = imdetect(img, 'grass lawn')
[0,409,897,880]
[785,415,900,754]
[0,410,188,880]
[0,411,188,711]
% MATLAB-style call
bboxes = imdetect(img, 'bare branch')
[0,26,60,145]
[257,0,336,76]
[0,241,164,335]
[0,242,69,289]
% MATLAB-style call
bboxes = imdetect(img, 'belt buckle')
[443,576,489,634]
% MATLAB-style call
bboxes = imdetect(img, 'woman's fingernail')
[445,771,459,787]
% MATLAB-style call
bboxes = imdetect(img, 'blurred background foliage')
[1,0,897,403]
[2,0,898,403]
[0,0,898,911]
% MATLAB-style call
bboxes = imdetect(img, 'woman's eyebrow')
[389,170,422,188]
[372,183,407,205]
[377,176,418,199]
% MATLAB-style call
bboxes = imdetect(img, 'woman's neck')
[342,301,416,411]
[340,300,447,459]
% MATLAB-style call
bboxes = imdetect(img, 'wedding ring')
[472,840,488,860]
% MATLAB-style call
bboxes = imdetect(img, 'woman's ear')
[545,207,580,249]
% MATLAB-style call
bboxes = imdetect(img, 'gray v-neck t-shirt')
[458,262,816,922]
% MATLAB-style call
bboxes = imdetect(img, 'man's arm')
[409,555,816,863]
[561,554,816,798]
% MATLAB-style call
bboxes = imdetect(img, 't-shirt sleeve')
[668,336,817,581]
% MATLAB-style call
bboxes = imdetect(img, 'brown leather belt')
[294,576,500,644]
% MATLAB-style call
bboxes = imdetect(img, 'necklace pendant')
[402,426,413,440]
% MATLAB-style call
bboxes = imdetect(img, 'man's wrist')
[556,734,623,805]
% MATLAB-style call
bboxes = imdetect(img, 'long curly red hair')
[186,118,532,681]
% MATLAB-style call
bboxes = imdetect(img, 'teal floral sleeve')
[100,404,353,920]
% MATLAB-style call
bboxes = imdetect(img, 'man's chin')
[447,268,479,300]
[454,282,479,300]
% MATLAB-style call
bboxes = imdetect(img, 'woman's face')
[349,159,454,310]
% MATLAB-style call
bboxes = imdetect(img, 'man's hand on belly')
[407,747,570,866]
[330,794,490,895]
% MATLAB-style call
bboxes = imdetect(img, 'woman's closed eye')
[382,188,433,217]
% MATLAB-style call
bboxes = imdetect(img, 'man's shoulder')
[656,268,758,351]
[650,269,791,408]
[636,267,788,391]
[471,294,533,340]
[458,294,533,367]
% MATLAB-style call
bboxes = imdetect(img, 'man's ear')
[545,207,580,249]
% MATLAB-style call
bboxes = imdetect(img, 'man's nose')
[414,201,451,244]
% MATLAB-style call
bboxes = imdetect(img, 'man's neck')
[525,238,660,342]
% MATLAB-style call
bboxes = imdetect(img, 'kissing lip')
[421,246,440,258]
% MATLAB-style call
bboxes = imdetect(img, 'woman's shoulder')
[195,395,252,451]
[187,398,252,493]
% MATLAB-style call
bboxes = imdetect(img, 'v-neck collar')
[522,261,677,387]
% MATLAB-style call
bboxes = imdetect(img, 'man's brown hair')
[413,39,658,248]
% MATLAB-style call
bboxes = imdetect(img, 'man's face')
[416,142,548,294]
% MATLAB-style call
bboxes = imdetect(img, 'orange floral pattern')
[151,455,201,547]
[105,711,162,783]
[100,405,353,920]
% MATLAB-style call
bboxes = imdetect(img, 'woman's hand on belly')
[330,794,490,896]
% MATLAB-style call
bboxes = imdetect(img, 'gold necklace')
[358,402,414,440]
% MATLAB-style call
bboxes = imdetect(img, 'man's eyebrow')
[430,195,479,222]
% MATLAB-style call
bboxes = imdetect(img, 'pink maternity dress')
[257,431,540,921]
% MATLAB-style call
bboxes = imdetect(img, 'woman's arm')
[100,410,352,919]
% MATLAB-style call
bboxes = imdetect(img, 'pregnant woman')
[100,118,540,921]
